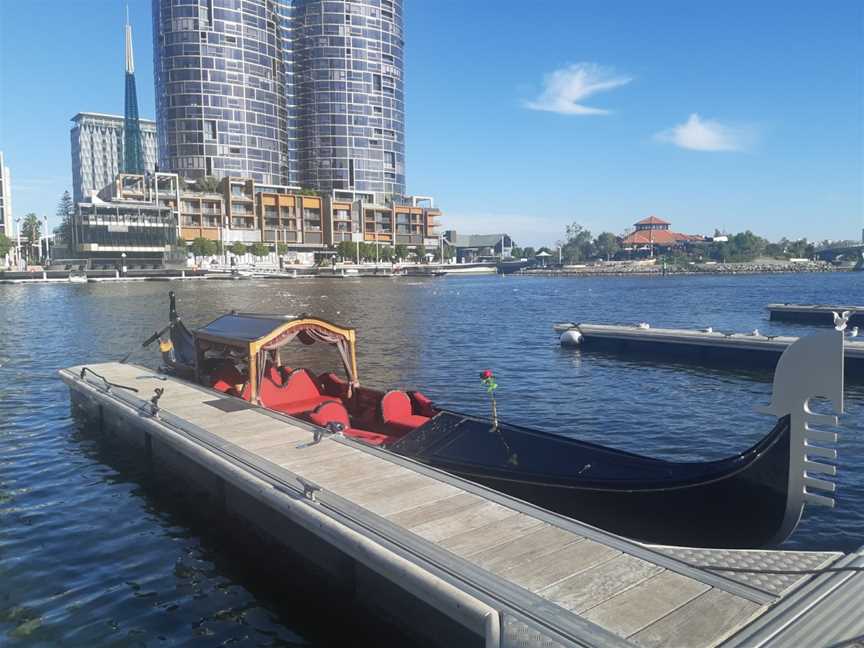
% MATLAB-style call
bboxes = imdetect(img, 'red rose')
[481,369,493,379]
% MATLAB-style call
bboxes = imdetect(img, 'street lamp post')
[43,215,50,265]
[14,216,22,270]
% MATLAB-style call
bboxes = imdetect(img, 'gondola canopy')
[193,312,358,401]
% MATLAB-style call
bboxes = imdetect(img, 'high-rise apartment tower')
[70,113,158,203]
[152,0,405,201]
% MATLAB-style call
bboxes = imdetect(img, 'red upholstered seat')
[381,390,431,434]
[211,361,244,394]
[261,369,333,415]
[318,371,349,398]
[308,401,390,446]
[264,363,285,386]
[278,397,334,415]
[409,391,437,417]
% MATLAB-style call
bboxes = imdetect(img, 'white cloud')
[525,63,632,116]
[655,114,754,152]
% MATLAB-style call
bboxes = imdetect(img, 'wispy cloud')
[525,63,632,116]
[654,114,754,152]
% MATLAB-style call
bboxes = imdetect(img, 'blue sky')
[0,1,861,247]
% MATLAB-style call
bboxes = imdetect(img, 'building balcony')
[395,234,422,246]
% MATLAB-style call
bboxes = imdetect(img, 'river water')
[1,272,862,644]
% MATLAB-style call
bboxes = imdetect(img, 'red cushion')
[211,361,243,392]
[307,401,390,446]
[308,401,350,428]
[275,396,335,415]
[212,378,234,394]
[381,390,412,423]
[265,364,284,386]
[386,414,431,435]
[259,376,291,408]
[284,369,322,402]
[409,391,437,417]
[346,429,391,446]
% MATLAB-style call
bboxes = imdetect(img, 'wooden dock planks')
[64,362,850,648]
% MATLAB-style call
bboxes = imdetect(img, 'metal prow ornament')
[756,328,844,545]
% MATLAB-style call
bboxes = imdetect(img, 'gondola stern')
[760,329,845,545]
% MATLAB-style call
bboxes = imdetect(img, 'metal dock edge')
[60,363,863,648]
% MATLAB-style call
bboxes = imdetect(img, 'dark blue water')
[1,273,862,644]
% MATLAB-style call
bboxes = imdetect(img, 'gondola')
[158,292,845,548]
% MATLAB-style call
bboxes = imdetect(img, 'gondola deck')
[61,362,864,648]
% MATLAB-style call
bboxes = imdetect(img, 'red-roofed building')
[621,216,704,250]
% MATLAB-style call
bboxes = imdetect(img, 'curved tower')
[152,0,292,184]
[293,0,405,200]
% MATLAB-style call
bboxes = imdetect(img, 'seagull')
[833,311,851,331]
[848,326,859,338]
[703,326,713,333]
[637,322,650,329]
[751,328,760,337]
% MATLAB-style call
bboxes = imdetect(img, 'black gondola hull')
[389,412,791,548]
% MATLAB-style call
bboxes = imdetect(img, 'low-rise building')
[621,216,704,253]
[71,172,181,265]
[444,231,514,263]
[71,172,442,263]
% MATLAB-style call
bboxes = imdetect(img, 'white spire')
[125,6,134,74]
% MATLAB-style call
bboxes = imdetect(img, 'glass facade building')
[292,0,405,199]
[152,0,292,185]
[152,0,405,201]
[70,113,158,203]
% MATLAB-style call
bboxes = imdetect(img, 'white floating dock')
[767,303,864,327]
[61,363,864,647]
[559,323,864,380]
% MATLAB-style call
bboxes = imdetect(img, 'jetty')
[768,303,864,327]
[558,323,864,379]
[61,362,864,647]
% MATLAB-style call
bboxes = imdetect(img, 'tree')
[229,241,247,256]
[21,213,41,261]
[0,234,13,259]
[190,237,217,258]
[594,232,620,261]
[54,190,74,246]
[510,246,523,259]
[379,245,393,262]
[298,188,319,196]
[276,243,289,255]
[394,244,408,261]
[522,246,536,258]
[194,176,221,193]
[416,244,427,262]
[561,222,593,264]
[175,236,187,251]
[336,241,357,260]
[250,242,270,258]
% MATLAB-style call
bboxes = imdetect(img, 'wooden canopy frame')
[194,317,358,402]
